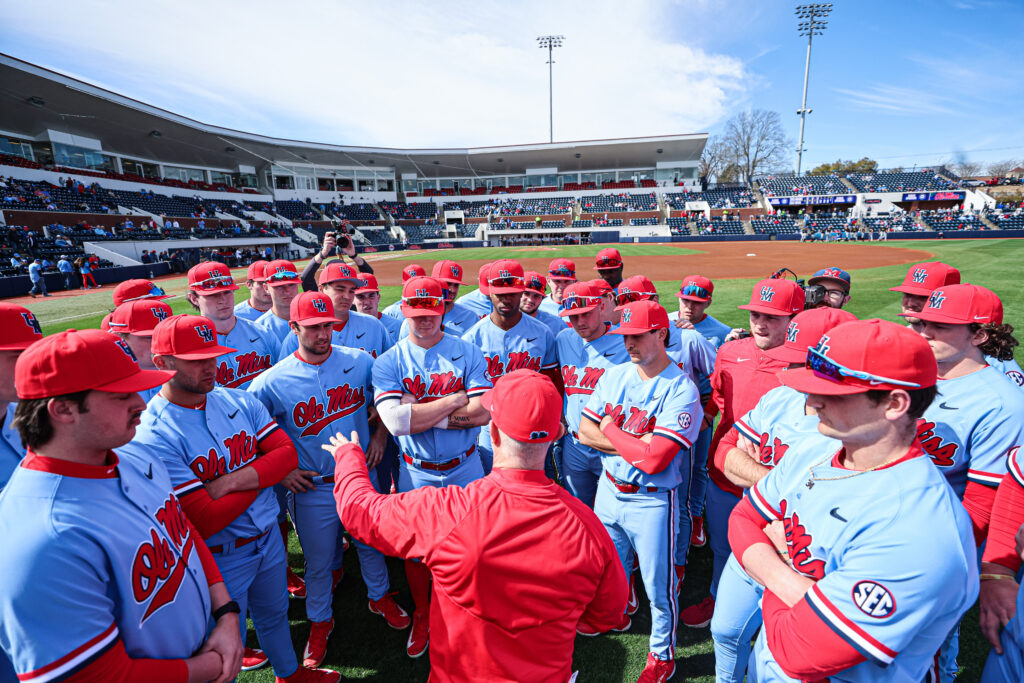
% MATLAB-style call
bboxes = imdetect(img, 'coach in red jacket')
[327,369,627,683]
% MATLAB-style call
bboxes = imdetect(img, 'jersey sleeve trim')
[733,417,761,444]
[541,361,558,370]
[19,621,119,683]
[652,426,692,449]
[1010,453,1024,489]
[805,584,898,666]
[967,468,1004,487]
[749,483,781,522]
[466,386,490,397]
[172,478,204,497]
[374,390,403,406]
[582,407,603,424]
[256,422,278,441]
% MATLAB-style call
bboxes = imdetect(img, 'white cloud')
[0,0,749,147]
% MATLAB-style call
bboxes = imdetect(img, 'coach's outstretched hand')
[323,431,363,460]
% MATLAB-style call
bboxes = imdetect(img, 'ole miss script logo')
[779,499,826,579]
[189,430,260,481]
[216,351,272,388]
[561,364,605,396]
[604,404,656,434]
[485,352,541,381]
[758,433,790,467]
[131,495,195,622]
[403,372,464,402]
[292,384,366,436]
[916,419,959,467]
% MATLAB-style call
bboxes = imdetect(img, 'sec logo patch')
[851,581,896,618]
[678,413,691,430]
[1007,370,1024,387]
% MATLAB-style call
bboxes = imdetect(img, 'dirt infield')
[366,241,936,286]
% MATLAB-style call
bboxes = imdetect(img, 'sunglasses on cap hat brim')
[191,274,238,292]
[678,283,711,301]
[595,257,622,269]
[266,270,300,285]
[487,275,525,293]
[806,346,921,389]
[558,294,602,317]
[615,290,656,308]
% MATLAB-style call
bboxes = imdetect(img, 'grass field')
[21,238,1023,681]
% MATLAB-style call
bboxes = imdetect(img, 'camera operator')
[300,231,373,293]
[806,267,851,309]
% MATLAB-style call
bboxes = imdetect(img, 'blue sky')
[1,0,1021,172]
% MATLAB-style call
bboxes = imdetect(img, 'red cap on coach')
[246,260,269,283]
[779,319,936,396]
[355,273,380,293]
[317,262,363,287]
[401,277,445,318]
[402,263,427,283]
[431,260,466,285]
[188,262,239,295]
[108,300,173,337]
[677,275,714,302]
[547,258,577,281]
[890,261,961,297]
[906,284,1003,325]
[610,300,670,335]
[151,314,236,361]
[15,329,174,399]
[0,303,44,351]
[290,292,342,326]
[113,279,171,306]
[594,248,623,270]
[481,369,563,443]
[738,279,804,316]
[523,271,547,294]
[487,260,526,294]
[765,307,858,364]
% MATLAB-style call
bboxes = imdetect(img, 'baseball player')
[578,300,701,683]
[397,282,469,339]
[807,266,852,309]
[352,273,401,341]
[670,275,732,549]
[107,299,173,403]
[235,260,272,322]
[589,278,619,325]
[0,303,42,491]
[594,247,624,290]
[431,260,481,332]
[521,270,567,338]
[681,278,803,628]
[249,292,410,666]
[710,307,855,683]
[186,261,275,390]
[256,259,303,348]
[538,257,578,317]
[462,259,558,473]
[100,277,171,332]
[0,329,243,683]
[300,230,374,293]
[119,314,339,682]
[381,263,426,322]
[371,275,492,658]
[453,262,494,319]
[279,262,391,360]
[730,319,977,682]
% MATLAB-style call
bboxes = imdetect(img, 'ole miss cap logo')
[621,309,633,323]
[786,321,799,343]
[21,312,42,336]
[816,334,832,355]
[760,286,775,302]
[195,324,216,343]
[928,290,946,309]
[416,288,429,297]
[449,264,461,278]
[151,306,169,322]
[529,430,549,440]
[312,298,328,313]
[912,268,929,284]
[113,337,139,362]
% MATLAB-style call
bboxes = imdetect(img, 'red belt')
[208,528,271,554]
[605,471,659,494]
[403,445,476,472]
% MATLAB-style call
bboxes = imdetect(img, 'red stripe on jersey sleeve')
[806,584,898,664]
[727,496,771,567]
[749,483,782,522]
[762,589,868,679]
[18,622,118,682]
[982,473,1024,572]
[58,637,189,683]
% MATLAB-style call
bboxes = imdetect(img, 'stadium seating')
[571,219,594,228]
[563,182,597,192]
[845,171,958,193]
[756,175,849,197]
[693,218,744,236]
[403,224,445,242]
[860,215,922,232]
[630,217,659,226]
[455,224,479,237]
[441,200,493,218]
[700,188,755,208]
[273,200,321,221]
[667,217,689,235]
[492,197,572,216]
[580,193,657,213]
[380,202,438,220]
[917,210,985,231]
[327,203,379,221]
[358,228,397,245]
[751,216,799,235]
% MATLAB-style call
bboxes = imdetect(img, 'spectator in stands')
[300,231,373,292]
[8,254,25,272]
[28,259,49,298]
[807,267,852,309]
[57,256,74,291]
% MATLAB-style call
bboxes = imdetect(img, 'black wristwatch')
[212,600,240,621]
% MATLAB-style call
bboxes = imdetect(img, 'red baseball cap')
[108,300,173,337]
[890,262,961,296]
[151,314,236,360]
[355,273,380,293]
[113,279,170,306]
[548,258,577,281]
[401,277,445,318]
[487,260,526,294]
[481,369,563,443]
[678,275,714,302]
[779,319,936,395]
[588,279,613,297]
[906,284,1002,325]
[15,329,174,399]
[738,279,804,316]
[523,271,547,294]
[765,307,858,364]
[290,291,342,326]
[402,263,427,283]
[595,248,623,270]
[0,303,44,351]
[318,262,363,287]
[246,260,269,283]
[100,313,113,334]
[188,262,239,295]
[611,300,670,335]
[558,281,605,317]
[477,262,493,296]
[264,259,301,288]
[615,275,657,309]
[431,260,466,285]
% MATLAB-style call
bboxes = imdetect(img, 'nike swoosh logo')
[604,352,617,358]
[974,315,988,320]
[145,463,153,480]
[249,337,260,343]
[939,401,958,410]
[228,409,239,419]
[830,507,847,523]
[736,357,750,362]
[527,337,538,343]
[451,355,463,361]
[343,367,353,374]
[355,332,366,339]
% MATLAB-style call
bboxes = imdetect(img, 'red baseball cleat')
[690,515,706,547]
[679,596,715,628]
[369,593,411,630]
[331,567,344,593]
[406,612,429,658]
[626,574,639,616]
[275,666,342,683]
[241,647,269,671]
[636,652,676,682]
[674,564,686,595]
[302,619,334,668]
[287,567,306,599]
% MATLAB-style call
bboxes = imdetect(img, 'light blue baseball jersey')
[582,362,702,489]
[0,449,212,680]
[0,403,23,491]
[249,345,373,475]
[454,288,492,319]
[138,385,161,404]
[917,365,1024,496]
[215,316,274,389]
[234,299,266,323]
[372,333,491,461]
[987,355,1024,390]
[255,310,292,349]
[747,441,978,681]
[666,325,717,389]
[556,328,629,437]
[446,301,482,333]
[538,294,563,318]
[733,384,838,468]
[380,300,405,323]
[398,318,466,340]
[120,388,281,551]
[278,310,391,360]
[531,308,567,339]
[375,311,402,342]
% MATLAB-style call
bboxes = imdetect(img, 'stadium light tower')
[795,3,831,176]
[537,35,564,143]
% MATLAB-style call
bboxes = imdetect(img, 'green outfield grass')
[394,243,701,262]
[20,239,1021,681]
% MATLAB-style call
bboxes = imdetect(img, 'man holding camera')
[807,267,852,310]
[301,231,374,293]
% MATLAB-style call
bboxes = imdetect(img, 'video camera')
[768,267,827,310]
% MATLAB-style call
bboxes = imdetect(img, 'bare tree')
[987,159,1022,177]
[699,136,727,184]
[721,109,792,185]
[951,160,983,178]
